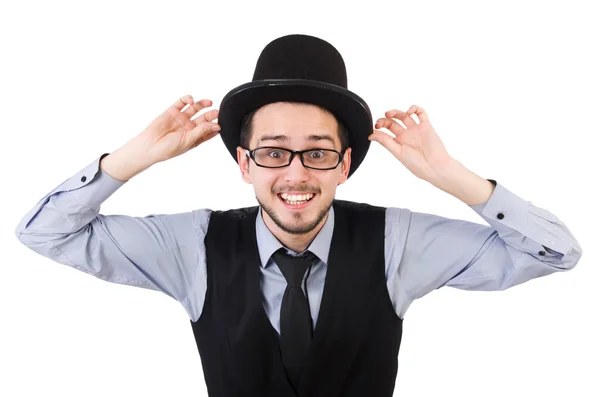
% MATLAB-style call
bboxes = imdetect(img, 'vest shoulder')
[332,199,387,213]
[209,205,260,220]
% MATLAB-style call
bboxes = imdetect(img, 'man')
[15,34,582,396]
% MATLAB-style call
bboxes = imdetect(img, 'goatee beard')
[257,196,332,235]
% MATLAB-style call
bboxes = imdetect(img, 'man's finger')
[406,105,429,124]
[187,121,221,148]
[368,130,402,159]
[183,99,213,118]
[193,109,219,126]
[375,118,405,137]
[173,95,195,111]
[385,109,406,120]
[386,109,415,128]
[190,129,220,149]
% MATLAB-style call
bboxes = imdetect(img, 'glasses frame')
[244,146,344,170]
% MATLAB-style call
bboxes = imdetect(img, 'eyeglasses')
[244,146,344,170]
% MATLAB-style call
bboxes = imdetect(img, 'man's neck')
[262,210,327,253]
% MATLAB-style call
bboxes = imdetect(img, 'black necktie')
[272,248,316,389]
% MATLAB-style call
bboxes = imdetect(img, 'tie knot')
[272,248,316,288]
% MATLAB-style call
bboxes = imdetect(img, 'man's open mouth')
[278,193,315,206]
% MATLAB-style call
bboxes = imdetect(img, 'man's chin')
[271,210,320,236]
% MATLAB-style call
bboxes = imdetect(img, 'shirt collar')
[255,205,334,268]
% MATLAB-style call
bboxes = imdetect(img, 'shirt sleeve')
[384,180,583,318]
[14,154,212,322]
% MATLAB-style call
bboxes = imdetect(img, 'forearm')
[430,158,495,206]
[100,136,156,182]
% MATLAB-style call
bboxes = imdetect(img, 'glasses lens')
[302,150,340,169]
[253,148,291,167]
[253,148,340,169]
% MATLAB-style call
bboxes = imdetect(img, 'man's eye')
[309,151,324,158]
[268,150,283,158]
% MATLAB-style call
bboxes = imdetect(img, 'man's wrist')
[100,137,154,182]
[431,159,495,206]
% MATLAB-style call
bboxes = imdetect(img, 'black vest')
[190,199,403,397]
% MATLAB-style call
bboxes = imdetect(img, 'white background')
[1,1,598,396]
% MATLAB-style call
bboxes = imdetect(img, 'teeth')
[280,193,314,205]
[281,193,314,201]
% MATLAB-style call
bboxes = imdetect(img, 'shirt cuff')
[15,153,125,236]
[470,180,527,229]
[469,180,570,256]
[66,153,127,209]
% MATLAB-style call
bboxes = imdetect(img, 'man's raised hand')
[139,95,220,164]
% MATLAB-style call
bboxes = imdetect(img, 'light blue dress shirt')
[15,155,583,334]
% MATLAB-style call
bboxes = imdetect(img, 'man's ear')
[338,147,351,185]
[237,146,252,184]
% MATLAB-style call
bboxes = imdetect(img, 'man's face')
[237,102,351,235]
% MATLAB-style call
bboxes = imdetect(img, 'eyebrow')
[257,134,335,145]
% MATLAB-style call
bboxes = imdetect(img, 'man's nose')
[284,153,310,182]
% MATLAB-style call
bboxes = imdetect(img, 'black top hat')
[218,34,373,179]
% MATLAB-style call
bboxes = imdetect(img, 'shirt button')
[81,176,87,182]
[538,250,546,256]
[496,212,504,220]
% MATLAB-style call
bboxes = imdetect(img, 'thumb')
[369,130,403,159]
[187,122,221,149]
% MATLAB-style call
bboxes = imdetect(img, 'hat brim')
[217,79,373,179]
